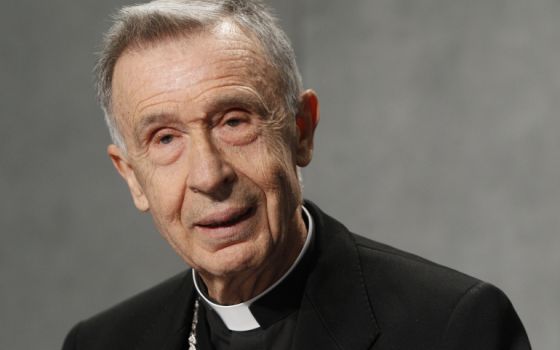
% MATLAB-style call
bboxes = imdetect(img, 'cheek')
[138,161,188,225]
[231,136,296,191]
[261,134,300,193]
[237,137,301,225]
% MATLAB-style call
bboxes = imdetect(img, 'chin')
[194,239,266,278]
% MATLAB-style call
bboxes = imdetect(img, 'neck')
[197,209,309,305]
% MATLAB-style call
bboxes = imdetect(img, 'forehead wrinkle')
[114,28,281,143]
[114,60,199,129]
[132,92,182,119]
[187,52,273,103]
[213,44,263,57]
[129,51,264,116]
[204,44,266,68]
[124,65,208,125]
[188,78,270,113]
[129,66,268,130]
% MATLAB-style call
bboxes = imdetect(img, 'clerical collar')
[192,205,314,331]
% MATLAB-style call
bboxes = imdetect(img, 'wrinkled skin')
[108,21,319,304]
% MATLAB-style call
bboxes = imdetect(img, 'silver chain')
[188,298,200,350]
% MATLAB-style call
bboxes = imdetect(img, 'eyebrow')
[205,92,271,119]
[133,112,182,141]
[132,92,271,141]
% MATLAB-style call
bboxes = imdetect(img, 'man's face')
[109,23,318,282]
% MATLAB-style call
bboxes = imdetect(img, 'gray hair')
[95,0,303,150]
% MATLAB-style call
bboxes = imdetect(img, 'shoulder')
[62,270,193,350]
[354,234,530,348]
[307,199,492,310]
[353,232,482,304]
[306,200,530,348]
[354,236,532,348]
[307,199,482,299]
[355,232,530,348]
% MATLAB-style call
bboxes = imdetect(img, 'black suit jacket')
[63,201,531,349]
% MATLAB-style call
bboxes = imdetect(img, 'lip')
[194,206,255,229]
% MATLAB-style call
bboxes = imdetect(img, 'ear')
[295,89,320,167]
[107,144,150,212]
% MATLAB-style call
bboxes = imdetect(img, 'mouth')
[194,205,256,229]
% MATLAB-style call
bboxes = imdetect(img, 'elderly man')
[63,0,530,349]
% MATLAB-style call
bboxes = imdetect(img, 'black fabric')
[62,200,531,350]
[197,302,298,350]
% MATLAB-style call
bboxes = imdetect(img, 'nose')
[187,134,236,200]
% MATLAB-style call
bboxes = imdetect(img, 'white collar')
[192,205,314,331]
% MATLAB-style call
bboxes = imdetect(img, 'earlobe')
[295,90,320,167]
[107,144,150,212]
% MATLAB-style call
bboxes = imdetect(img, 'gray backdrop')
[1,0,558,349]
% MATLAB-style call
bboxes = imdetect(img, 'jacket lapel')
[292,202,381,350]
[135,272,197,350]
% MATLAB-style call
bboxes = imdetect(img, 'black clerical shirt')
[197,303,299,350]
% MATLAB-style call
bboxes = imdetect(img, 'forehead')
[111,22,275,128]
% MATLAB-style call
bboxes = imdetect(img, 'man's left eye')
[159,134,175,144]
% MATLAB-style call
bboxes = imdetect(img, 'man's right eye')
[152,129,179,146]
